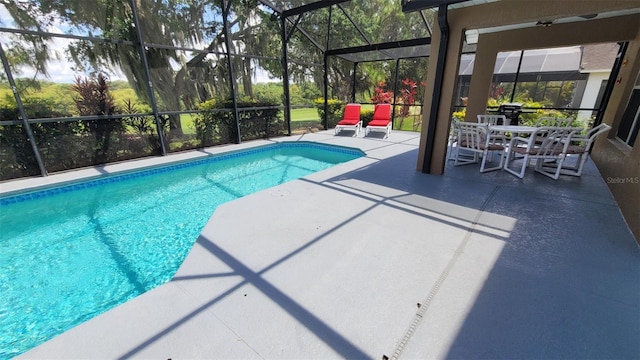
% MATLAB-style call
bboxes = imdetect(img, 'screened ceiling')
[258,0,436,62]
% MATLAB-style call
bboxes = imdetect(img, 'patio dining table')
[489,125,538,135]
[488,125,540,169]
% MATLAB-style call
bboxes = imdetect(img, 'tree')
[2,0,281,135]
[2,0,432,123]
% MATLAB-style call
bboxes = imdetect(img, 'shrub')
[314,98,344,128]
[361,109,374,127]
[452,109,466,121]
[0,102,78,180]
[194,97,283,147]
[121,99,164,154]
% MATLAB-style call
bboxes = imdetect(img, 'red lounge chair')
[334,103,362,136]
[365,103,392,138]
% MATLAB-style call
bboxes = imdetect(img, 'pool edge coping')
[0,139,365,200]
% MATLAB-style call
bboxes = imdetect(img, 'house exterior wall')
[590,26,640,241]
[417,0,640,241]
[577,72,610,122]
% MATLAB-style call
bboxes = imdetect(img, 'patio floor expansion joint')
[389,185,501,360]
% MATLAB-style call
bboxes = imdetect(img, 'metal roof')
[458,46,584,76]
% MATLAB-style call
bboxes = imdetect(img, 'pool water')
[0,142,363,358]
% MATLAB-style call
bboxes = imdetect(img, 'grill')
[498,103,523,125]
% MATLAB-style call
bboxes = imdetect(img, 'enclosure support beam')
[221,0,241,143]
[283,0,348,18]
[509,50,524,103]
[281,15,292,136]
[129,0,167,156]
[322,5,333,130]
[0,42,48,176]
[392,58,401,126]
[351,62,358,103]
[323,53,329,130]
[421,4,449,173]
[326,37,431,57]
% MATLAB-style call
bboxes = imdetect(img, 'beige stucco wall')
[590,26,640,241]
[417,0,640,241]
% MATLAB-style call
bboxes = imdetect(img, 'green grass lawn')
[177,106,421,135]
[290,108,319,121]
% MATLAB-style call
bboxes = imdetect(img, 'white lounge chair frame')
[365,121,391,138]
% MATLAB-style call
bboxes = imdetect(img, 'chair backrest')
[535,117,554,127]
[555,118,575,127]
[583,123,612,152]
[477,114,509,126]
[532,126,583,156]
[536,117,575,127]
[457,121,490,150]
[372,103,392,121]
[343,103,361,121]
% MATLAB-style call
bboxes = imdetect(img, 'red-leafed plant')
[399,78,418,117]
[489,83,506,100]
[73,73,123,164]
[371,81,393,104]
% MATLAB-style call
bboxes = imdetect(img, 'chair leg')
[480,149,504,172]
[447,139,457,161]
[561,153,587,176]
[454,148,480,167]
[535,156,565,180]
[504,152,528,178]
[572,154,588,176]
[542,153,587,177]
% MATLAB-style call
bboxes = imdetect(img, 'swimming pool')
[0,141,364,358]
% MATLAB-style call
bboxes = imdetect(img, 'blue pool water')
[0,142,363,358]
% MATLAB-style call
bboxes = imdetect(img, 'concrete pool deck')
[15,130,640,359]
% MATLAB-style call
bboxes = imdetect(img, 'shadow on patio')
[20,133,639,359]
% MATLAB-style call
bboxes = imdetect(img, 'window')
[616,71,640,147]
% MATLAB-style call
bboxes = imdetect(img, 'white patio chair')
[532,117,576,145]
[535,116,575,127]
[478,114,510,145]
[544,123,612,177]
[504,126,583,179]
[454,121,506,172]
[447,118,460,161]
[477,114,509,126]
